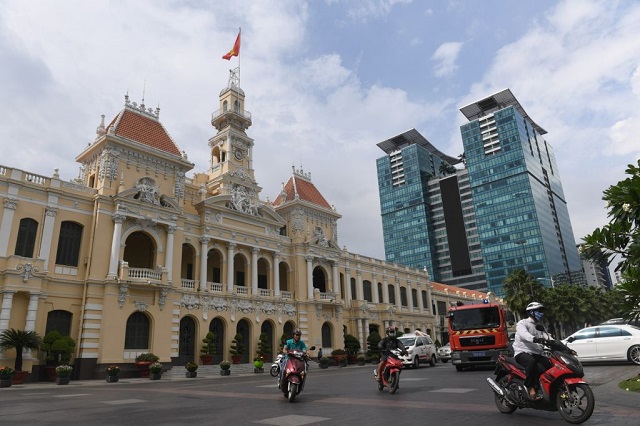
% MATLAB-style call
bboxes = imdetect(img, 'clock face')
[234,149,244,161]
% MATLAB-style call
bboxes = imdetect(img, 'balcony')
[118,262,168,286]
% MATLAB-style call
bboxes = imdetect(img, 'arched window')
[363,280,372,302]
[321,322,332,348]
[55,221,83,266]
[15,218,38,257]
[125,312,150,349]
[387,284,396,304]
[223,100,228,112]
[350,278,356,300]
[412,288,418,308]
[45,310,72,336]
[400,287,408,306]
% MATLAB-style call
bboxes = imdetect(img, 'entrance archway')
[236,319,251,363]
[178,316,196,365]
[210,318,224,364]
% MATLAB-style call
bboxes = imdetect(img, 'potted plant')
[200,331,216,365]
[41,331,76,381]
[185,361,198,378]
[370,353,380,365]
[105,365,120,383]
[318,356,330,369]
[0,366,15,388]
[356,354,366,366]
[219,360,231,376]
[149,362,162,380]
[55,364,73,385]
[256,332,271,362]
[135,353,159,378]
[331,348,347,367]
[0,328,42,385]
[229,333,244,364]
[344,334,361,364]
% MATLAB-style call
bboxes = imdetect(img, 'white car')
[562,324,640,365]
[398,332,437,368]
[437,343,451,363]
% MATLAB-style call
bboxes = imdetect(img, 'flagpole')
[238,27,241,88]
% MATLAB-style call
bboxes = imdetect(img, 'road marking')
[54,394,92,398]
[429,388,476,393]
[102,399,148,405]
[254,415,330,425]
[401,378,427,381]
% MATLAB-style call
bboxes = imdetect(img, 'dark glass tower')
[459,89,584,295]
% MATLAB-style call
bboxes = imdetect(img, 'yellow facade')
[0,71,486,380]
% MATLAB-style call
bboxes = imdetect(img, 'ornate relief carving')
[334,305,342,319]
[291,208,304,233]
[134,301,148,312]
[227,168,255,183]
[16,263,40,282]
[45,206,58,217]
[260,302,277,315]
[174,170,185,199]
[283,303,296,317]
[228,184,260,216]
[99,147,119,181]
[118,282,128,307]
[181,294,200,310]
[158,288,168,310]
[3,198,18,210]
[135,177,160,205]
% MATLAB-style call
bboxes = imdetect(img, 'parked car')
[437,342,451,363]
[562,324,640,365]
[599,318,640,327]
[398,331,437,368]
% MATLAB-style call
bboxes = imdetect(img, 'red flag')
[222,31,241,60]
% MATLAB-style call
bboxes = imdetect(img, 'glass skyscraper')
[376,89,585,296]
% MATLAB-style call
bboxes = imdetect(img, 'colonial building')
[1,70,457,380]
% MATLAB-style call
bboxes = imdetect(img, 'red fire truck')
[447,300,510,371]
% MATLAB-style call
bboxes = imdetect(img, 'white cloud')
[432,42,463,77]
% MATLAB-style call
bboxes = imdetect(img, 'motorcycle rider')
[376,326,408,382]
[280,329,307,385]
[513,301,552,400]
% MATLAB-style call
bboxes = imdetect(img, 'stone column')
[273,252,280,297]
[417,282,425,312]
[199,237,210,292]
[356,271,363,301]
[0,198,18,256]
[39,206,58,272]
[395,281,402,310]
[251,247,259,295]
[357,319,363,354]
[331,261,340,302]
[165,225,176,284]
[0,291,15,362]
[226,242,236,292]
[107,213,125,278]
[407,281,415,312]
[382,275,389,304]
[363,318,370,352]
[23,292,41,360]
[306,256,314,300]
[372,272,379,304]
[344,268,351,304]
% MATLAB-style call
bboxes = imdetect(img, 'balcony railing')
[181,279,196,290]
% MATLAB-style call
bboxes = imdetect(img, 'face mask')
[533,311,544,321]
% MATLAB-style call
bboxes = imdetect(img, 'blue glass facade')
[461,104,583,295]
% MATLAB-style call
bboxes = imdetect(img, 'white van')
[398,331,437,368]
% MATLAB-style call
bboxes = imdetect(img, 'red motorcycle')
[279,345,315,402]
[374,349,406,394]
[487,336,594,424]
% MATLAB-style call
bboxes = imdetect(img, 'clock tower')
[203,68,261,202]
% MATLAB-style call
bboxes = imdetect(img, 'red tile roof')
[106,108,181,157]
[274,174,333,210]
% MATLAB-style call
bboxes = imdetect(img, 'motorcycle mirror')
[309,346,316,351]
[535,324,545,331]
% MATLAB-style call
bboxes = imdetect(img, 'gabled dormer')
[273,166,341,247]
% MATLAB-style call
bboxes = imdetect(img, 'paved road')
[0,362,638,425]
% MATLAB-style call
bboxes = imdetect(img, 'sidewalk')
[590,364,640,408]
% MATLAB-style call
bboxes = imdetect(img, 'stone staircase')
[162,363,265,378]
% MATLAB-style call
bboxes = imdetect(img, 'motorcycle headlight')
[559,355,583,376]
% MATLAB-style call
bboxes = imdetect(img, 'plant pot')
[56,377,70,385]
[319,363,329,369]
[136,361,151,378]
[186,371,197,378]
[200,355,213,365]
[106,375,119,383]
[231,355,242,364]
[357,361,365,366]
[11,371,29,385]
[45,366,57,382]
[0,378,12,388]
[149,373,161,380]
[254,367,264,373]
[220,369,230,376]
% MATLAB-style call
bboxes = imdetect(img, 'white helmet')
[526,302,544,311]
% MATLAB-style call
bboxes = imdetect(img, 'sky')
[1,0,639,272]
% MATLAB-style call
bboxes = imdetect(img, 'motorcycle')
[486,334,594,424]
[279,345,315,402]
[374,348,406,394]
[270,354,283,377]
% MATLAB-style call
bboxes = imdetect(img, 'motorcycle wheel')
[494,376,517,414]
[270,365,279,377]
[389,372,400,394]
[377,381,384,391]
[556,383,594,424]
[288,382,298,403]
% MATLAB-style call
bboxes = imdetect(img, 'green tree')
[200,331,216,356]
[41,331,76,365]
[502,269,543,317]
[0,329,42,371]
[582,159,640,322]
[344,334,360,355]
[366,330,381,356]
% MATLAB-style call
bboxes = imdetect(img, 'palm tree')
[503,269,539,317]
[0,329,42,371]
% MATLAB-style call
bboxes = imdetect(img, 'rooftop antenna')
[141,80,146,109]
